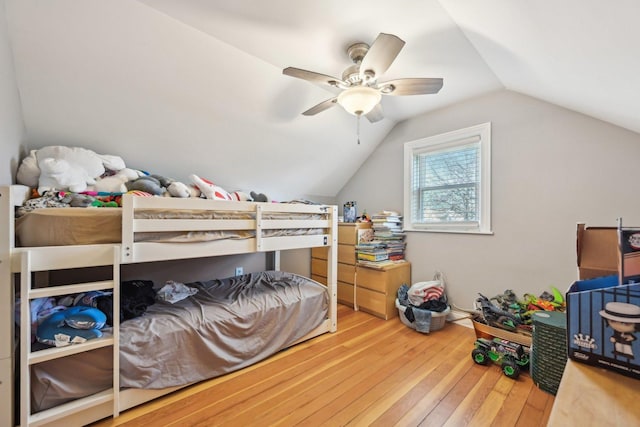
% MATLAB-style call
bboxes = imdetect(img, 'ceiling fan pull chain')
[357,115,361,145]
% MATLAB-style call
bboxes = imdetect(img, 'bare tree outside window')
[415,146,479,223]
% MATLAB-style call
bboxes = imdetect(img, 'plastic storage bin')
[395,298,450,332]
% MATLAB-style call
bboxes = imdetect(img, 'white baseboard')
[447,308,473,328]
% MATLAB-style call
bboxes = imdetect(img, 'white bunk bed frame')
[0,185,338,427]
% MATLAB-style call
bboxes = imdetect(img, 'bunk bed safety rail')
[256,204,336,252]
[120,193,258,263]
[121,194,336,261]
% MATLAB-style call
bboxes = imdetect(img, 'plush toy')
[37,146,106,189]
[92,168,142,193]
[98,154,126,171]
[189,174,232,201]
[167,181,196,198]
[17,146,128,193]
[37,306,107,347]
[16,150,39,187]
[250,191,270,203]
[125,175,164,195]
[65,192,96,207]
[91,199,119,208]
[126,190,153,197]
[70,291,115,326]
[150,174,173,188]
[37,158,90,194]
[151,174,195,198]
[230,191,253,202]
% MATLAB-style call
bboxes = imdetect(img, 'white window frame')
[403,122,492,234]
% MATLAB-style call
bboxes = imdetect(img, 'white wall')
[5,0,391,202]
[337,90,640,308]
[0,0,24,184]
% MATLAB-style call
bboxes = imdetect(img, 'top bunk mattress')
[16,208,123,246]
[15,207,327,247]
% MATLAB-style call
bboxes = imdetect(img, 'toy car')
[471,337,530,379]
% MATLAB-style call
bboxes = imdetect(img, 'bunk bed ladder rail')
[19,246,121,426]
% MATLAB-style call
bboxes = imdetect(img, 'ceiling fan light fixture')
[283,32,442,122]
[337,86,381,116]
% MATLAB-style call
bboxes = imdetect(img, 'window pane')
[413,144,479,224]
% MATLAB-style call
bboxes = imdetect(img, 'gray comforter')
[30,271,328,412]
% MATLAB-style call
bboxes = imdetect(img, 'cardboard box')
[567,223,640,380]
[576,223,617,280]
[566,276,640,379]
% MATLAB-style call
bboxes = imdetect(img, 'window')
[403,123,492,234]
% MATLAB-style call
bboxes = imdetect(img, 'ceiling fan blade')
[378,78,443,96]
[283,67,346,88]
[366,103,384,123]
[359,33,405,80]
[302,97,338,116]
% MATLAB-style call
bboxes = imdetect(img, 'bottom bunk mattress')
[30,270,328,412]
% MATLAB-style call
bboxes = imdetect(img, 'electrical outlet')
[235,267,243,276]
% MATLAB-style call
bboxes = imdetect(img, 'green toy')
[91,199,118,208]
[471,337,530,379]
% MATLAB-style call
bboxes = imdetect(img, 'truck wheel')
[472,348,489,365]
[502,358,521,379]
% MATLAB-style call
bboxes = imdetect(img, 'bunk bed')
[0,185,338,427]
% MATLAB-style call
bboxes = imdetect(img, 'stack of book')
[356,210,406,268]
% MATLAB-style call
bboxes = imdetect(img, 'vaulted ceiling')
[6,1,640,200]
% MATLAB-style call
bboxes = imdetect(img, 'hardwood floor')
[92,304,554,427]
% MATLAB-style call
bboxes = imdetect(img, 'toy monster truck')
[471,337,530,379]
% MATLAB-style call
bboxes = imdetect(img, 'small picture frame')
[343,201,357,223]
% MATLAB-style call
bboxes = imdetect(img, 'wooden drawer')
[311,273,327,285]
[356,263,411,294]
[313,261,355,285]
[338,224,357,244]
[337,281,354,305]
[356,287,398,320]
[338,243,356,265]
[337,262,355,285]
[338,282,399,320]
[312,243,357,268]
[311,246,328,260]
[311,257,327,278]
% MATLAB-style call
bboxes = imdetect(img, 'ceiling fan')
[283,33,443,123]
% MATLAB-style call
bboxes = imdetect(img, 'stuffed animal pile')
[15,145,271,203]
